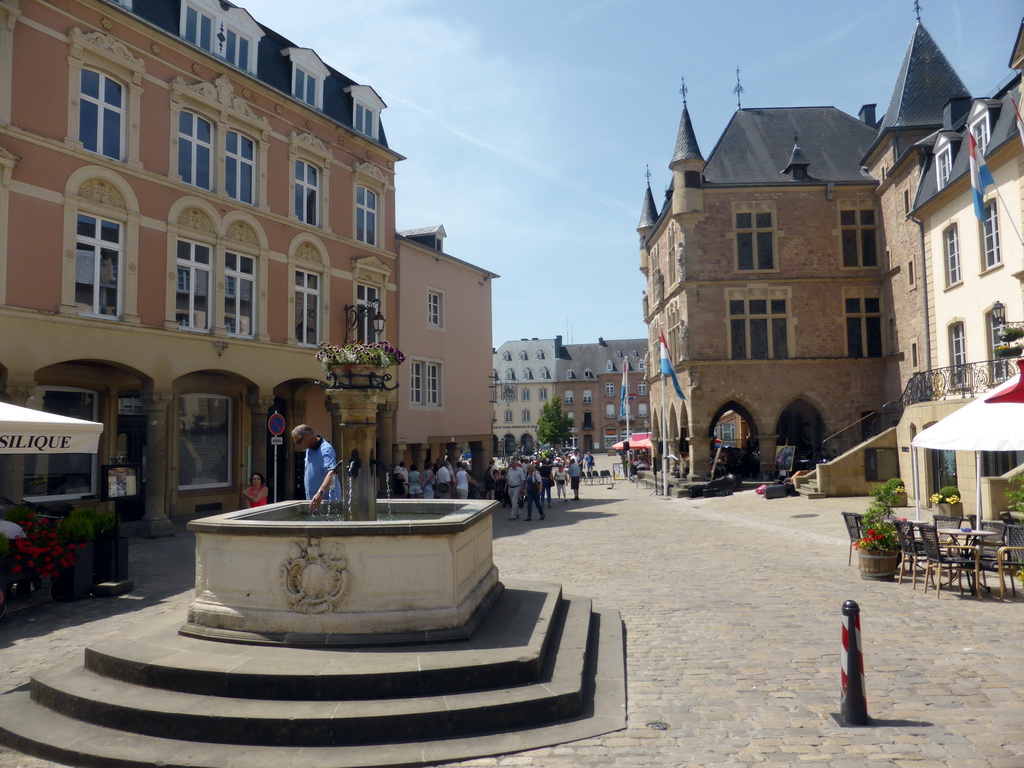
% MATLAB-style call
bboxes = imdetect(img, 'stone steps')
[0,580,626,767]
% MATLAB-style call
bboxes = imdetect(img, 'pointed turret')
[637,180,658,274]
[878,21,970,133]
[637,183,658,233]
[669,102,705,218]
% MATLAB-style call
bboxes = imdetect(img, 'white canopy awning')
[0,402,103,455]
[911,372,1024,452]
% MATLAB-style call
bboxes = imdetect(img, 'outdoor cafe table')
[936,529,1000,595]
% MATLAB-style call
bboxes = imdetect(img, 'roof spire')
[733,66,744,110]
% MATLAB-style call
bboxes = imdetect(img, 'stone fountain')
[0,364,625,767]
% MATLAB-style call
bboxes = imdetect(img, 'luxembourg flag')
[969,131,995,222]
[659,331,685,400]
[619,363,628,416]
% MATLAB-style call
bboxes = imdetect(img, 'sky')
[238,0,1022,348]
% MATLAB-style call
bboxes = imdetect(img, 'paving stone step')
[0,603,626,768]
[30,595,592,746]
[85,581,563,700]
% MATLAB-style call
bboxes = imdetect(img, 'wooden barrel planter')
[858,550,900,581]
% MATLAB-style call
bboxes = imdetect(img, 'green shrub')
[56,509,96,544]
[0,535,10,559]
[6,505,35,527]
[91,509,116,538]
[1005,476,1024,514]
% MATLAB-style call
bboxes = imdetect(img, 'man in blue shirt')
[291,424,340,510]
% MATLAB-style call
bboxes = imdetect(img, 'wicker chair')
[841,512,863,566]
[933,514,965,544]
[918,524,982,599]
[895,520,926,588]
[992,524,1024,600]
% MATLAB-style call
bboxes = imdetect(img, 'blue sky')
[240,0,1021,348]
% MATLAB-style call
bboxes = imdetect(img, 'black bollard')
[840,600,869,725]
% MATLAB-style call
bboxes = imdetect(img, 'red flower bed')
[9,514,77,579]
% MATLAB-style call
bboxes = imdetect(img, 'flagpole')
[660,323,668,497]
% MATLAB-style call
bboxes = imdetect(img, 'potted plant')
[994,344,1022,359]
[52,508,97,601]
[870,477,907,510]
[315,341,406,375]
[855,504,900,580]
[1001,475,1024,523]
[999,326,1024,343]
[9,513,76,594]
[930,486,963,517]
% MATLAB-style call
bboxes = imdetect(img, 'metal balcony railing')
[821,357,1017,458]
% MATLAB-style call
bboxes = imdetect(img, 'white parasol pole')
[975,451,983,527]
[911,446,921,522]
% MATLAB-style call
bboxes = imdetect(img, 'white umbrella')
[910,361,1024,522]
[0,402,103,455]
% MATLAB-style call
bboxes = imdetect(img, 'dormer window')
[282,48,330,110]
[502,351,511,361]
[346,85,387,141]
[584,369,594,379]
[180,0,262,73]
[933,133,958,189]
[967,99,999,156]
[535,350,544,359]
[519,351,528,360]
[567,370,576,379]
[605,361,614,372]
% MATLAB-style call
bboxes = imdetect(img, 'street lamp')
[343,298,385,342]
[992,301,1006,328]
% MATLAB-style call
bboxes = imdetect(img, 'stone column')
[141,387,174,538]
[324,374,391,521]
[759,433,779,481]
[686,435,702,481]
[247,392,274,487]
[377,401,396,469]
[469,440,484,482]
[411,444,426,475]
[0,380,33,502]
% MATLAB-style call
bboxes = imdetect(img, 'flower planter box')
[50,541,94,602]
[995,347,1022,359]
[936,501,964,519]
[858,550,900,581]
[93,536,129,583]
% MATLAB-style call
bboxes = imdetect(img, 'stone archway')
[775,398,827,466]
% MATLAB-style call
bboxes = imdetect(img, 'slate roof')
[561,340,647,377]
[637,184,658,229]
[672,104,704,163]
[126,0,390,148]
[877,22,970,133]
[703,107,876,185]
[914,78,1023,211]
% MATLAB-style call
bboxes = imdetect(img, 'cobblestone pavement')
[2,454,1023,767]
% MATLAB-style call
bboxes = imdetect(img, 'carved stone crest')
[354,161,386,184]
[78,179,125,209]
[226,221,257,245]
[281,539,349,614]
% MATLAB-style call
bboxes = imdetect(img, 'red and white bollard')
[840,599,868,725]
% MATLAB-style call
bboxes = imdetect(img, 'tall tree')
[536,395,573,448]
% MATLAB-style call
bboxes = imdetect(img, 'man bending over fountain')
[291,424,341,511]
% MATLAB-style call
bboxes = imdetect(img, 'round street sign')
[268,413,286,436]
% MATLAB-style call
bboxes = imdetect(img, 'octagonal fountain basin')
[182,499,499,646]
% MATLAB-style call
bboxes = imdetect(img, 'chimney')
[598,337,606,346]
[942,97,971,130]
[858,103,876,127]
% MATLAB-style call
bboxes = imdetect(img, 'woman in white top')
[407,464,422,498]
[421,463,435,500]
[455,462,478,499]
